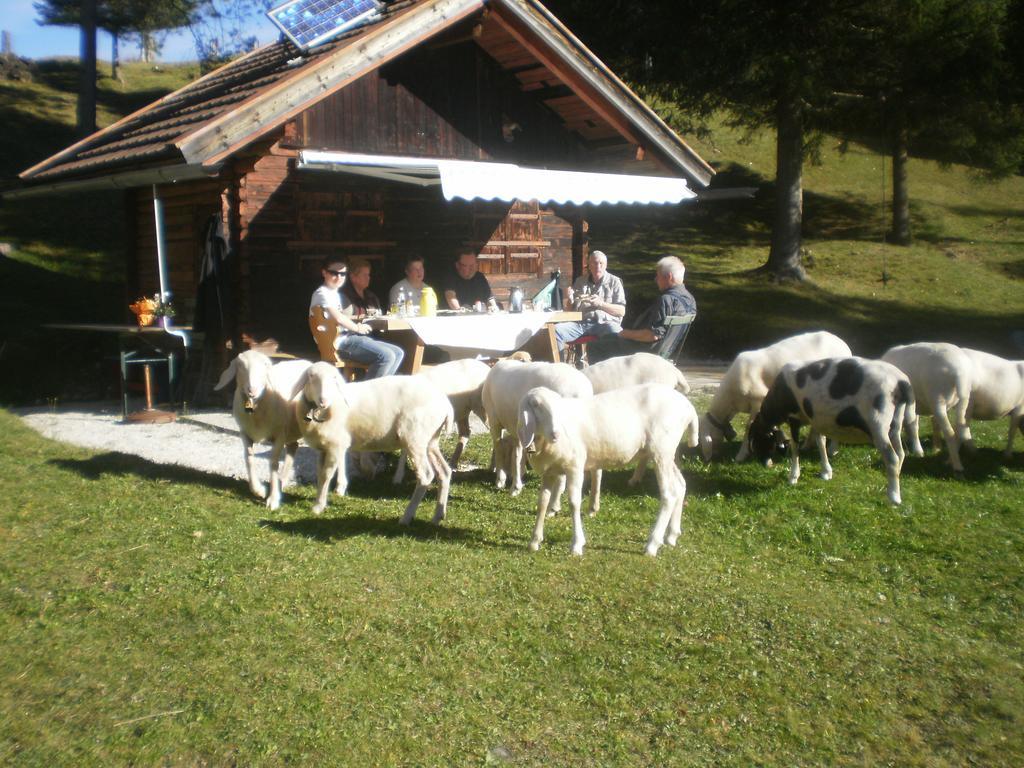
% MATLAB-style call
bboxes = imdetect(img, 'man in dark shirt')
[586,255,697,364]
[442,250,494,309]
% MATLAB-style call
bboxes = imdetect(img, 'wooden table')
[367,310,582,373]
[44,323,196,418]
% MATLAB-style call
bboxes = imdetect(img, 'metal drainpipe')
[152,183,169,303]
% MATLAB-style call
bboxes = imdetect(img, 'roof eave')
[4,163,223,200]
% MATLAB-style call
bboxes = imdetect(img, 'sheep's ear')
[517,405,536,449]
[285,366,312,401]
[213,358,238,391]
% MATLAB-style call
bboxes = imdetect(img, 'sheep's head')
[301,362,346,423]
[214,350,273,412]
[746,414,788,466]
[699,412,736,461]
[517,387,561,450]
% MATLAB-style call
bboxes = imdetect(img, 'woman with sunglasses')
[309,257,404,378]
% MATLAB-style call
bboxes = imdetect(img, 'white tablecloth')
[406,311,552,351]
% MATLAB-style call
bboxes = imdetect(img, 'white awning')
[297,150,695,205]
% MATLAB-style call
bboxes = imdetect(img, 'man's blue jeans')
[337,333,404,378]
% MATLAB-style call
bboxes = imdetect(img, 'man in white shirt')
[554,250,626,356]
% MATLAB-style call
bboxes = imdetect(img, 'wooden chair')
[564,333,598,369]
[652,312,696,365]
[308,307,371,381]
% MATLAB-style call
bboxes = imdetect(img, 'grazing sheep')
[746,357,916,505]
[583,352,690,395]
[481,359,593,495]
[213,351,311,509]
[700,331,852,461]
[517,384,699,556]
[881,342,973,471]
[392,358,491,483]
[960,347,1024,458]
[296,363,453,524]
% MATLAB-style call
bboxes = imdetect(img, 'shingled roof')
[19,0,713,189]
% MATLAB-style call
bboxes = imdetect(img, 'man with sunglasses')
[310,257,404,378]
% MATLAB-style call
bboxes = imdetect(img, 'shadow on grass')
[50,453,248,497]
[902,446,1024,483]
[259,514,487,546]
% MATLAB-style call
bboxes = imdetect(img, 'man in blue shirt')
[586,255,696,364]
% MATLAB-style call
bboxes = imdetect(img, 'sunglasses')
[325,268,347,277]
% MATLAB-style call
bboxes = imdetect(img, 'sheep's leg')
[530,472,561,551]
[312,450,340,515]
[874,419,903,506]
[645,456,681,557]
[1004,411,1022,459]
[265,440,285,511]
[242,435,267,499]
[509,442,525,496]
[428,441,452,525]
[664,463,687,548]
[815,433,833,481]
[449,417,470,468]
[400,441,435,525]
[549,473,566,515]
[587,469,603,517]
[628,456,648,486]
[392,449,408,485]
[787,423,802,485]
[734,439,751,463]
[279,441,298,489]
[904,409,924,456]
[491,424,507,489]
[334,447,349,497]
[567,469,587,556]
[931,398,963,472]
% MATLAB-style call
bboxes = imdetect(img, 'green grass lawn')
[2,401,1023,765]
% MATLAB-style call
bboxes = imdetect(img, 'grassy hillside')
[1,60,1023,403]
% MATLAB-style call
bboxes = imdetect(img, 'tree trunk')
[76,0,97,138]
[890,120,911,245]
[111,32,120,82]
[765,92,807,280]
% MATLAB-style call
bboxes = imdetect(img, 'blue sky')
[4,0,279,62]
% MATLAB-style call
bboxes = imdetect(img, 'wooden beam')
[487,7,645,150]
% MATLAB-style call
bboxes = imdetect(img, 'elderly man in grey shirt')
[554,249,627,356]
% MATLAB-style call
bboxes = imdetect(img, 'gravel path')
[16,364,725,485]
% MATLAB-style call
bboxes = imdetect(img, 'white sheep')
[481,359,593,495]
[295,363,454,524]
[960,347,1024,458]
[745,357,916,505]
[517,384,699,556]
[700,331,853,461]
[213,351,311,509]
[392,358,491,483]
[881,342,973,471]
[583,352,691,395]
[583,352,691,487]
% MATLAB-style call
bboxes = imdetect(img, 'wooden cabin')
[16,0,713,356]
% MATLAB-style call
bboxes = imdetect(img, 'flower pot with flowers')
[129,294,176,327]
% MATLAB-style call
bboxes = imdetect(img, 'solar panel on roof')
[267,0,383,50]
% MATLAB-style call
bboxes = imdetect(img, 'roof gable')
[20,0,712,188]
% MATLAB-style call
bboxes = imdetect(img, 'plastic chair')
[653,312,696,365]
[308,308,371,381]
